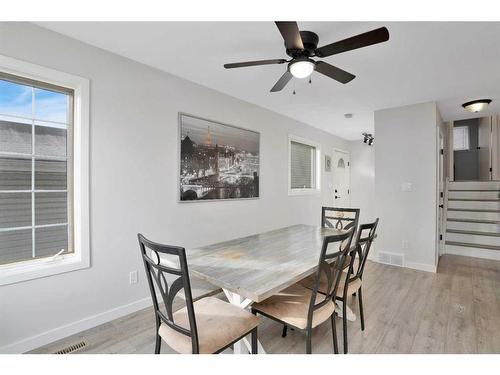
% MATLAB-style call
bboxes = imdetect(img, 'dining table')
[185,224,348,354]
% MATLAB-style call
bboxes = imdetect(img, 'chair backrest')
[137,234,199,353]
[321,207,360,232]
[349,218,379,280]
[307,228,354,327]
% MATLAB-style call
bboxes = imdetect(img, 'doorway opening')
[452,116,498,181]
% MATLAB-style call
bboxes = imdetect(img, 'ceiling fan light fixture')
[289,59,315,79]
[462,99,492,113]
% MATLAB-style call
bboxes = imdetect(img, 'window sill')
[0,253,89,286]
[288,188,321,196]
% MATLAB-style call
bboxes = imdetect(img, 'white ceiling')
[37,22,500,140]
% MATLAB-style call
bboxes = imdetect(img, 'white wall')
[348,140,377,259]
[0,23,348,353]
[349,141,376,224]
[374,102,438,272]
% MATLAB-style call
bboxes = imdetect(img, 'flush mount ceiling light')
[289,59,315,79]
[462,99,492,113]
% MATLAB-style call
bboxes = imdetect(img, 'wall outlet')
[402,240,409,249]
[129,270,138,285]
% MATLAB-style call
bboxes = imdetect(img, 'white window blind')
[0,73,73,266]
[290,141,316,189]
[453,126,470,151]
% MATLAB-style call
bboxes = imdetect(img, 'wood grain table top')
[187,224,345,302]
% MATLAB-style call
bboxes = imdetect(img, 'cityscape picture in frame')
[179,113,260,201]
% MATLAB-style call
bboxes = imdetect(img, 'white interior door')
[478,116,492,180]
[332,150,350,207]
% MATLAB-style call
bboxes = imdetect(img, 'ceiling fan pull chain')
[309,76,312,84]
[293,80,296,95]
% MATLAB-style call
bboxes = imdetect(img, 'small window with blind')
[0,74,73,265]
[453,126,470,151]
[0,55,89,286]
[288,135,321,195]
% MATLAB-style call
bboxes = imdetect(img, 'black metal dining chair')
[322,207,360,231]
[138,234,260,354]
[251,229,354,354]
[335,218,379,353]
[322,207,360,270]
[299,218,378,353]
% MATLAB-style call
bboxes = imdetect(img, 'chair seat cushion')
[251,283,335,330]
[337,272,362,297]
[158,296,260,354]
[298,269,362,297]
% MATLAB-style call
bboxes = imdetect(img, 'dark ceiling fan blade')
[270,70,293,92]
[314,61,355,84]
[224,59,287,69]
[315,27,389,58]
[275,21,304,50]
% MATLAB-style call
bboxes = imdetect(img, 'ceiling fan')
[224,22,389,92]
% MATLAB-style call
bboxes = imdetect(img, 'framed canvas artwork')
[179,113,260,201]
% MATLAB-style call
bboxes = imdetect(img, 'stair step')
[445,241,500,251]
[448,200,500,210]
[448,181,500,190]
[447,218,500,224]
[447,209,500,221]
[448,190,500,200]
[446,219,500,232]
[448,208,500,213]
[446,231,500,246]
[449,189,500,192]
[447,229,500,237]
[448,198,500,202]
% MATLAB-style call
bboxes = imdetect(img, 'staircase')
[445,180,500,260]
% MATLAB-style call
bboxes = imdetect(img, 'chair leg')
[251,327,258,354]
[342,301,348,354]
[154,333,161,354]
[282,324,288,338]
[330,313,339,354]
[306,327,312,354]
[358,287,365,331]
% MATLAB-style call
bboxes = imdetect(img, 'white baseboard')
[369,251,437,273]
[405,261,437,273]
[0,295,154,354]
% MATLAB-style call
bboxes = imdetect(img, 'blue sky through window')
[0,80,32,118]
[34,88,68,123]
[0,79,68,123]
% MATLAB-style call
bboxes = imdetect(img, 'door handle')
[439,204,444,208]
[335,195,340,199]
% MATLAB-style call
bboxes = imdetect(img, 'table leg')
[223,289,266,354]
[335,300,357,322]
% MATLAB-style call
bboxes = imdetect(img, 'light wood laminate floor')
[30,255,500,354]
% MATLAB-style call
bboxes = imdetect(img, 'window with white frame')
[453,126,470,151]
[288,135,320,194]
[0,55,89,285]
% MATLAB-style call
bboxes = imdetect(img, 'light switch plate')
[129,270,138,285]
[401,182,412,192]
